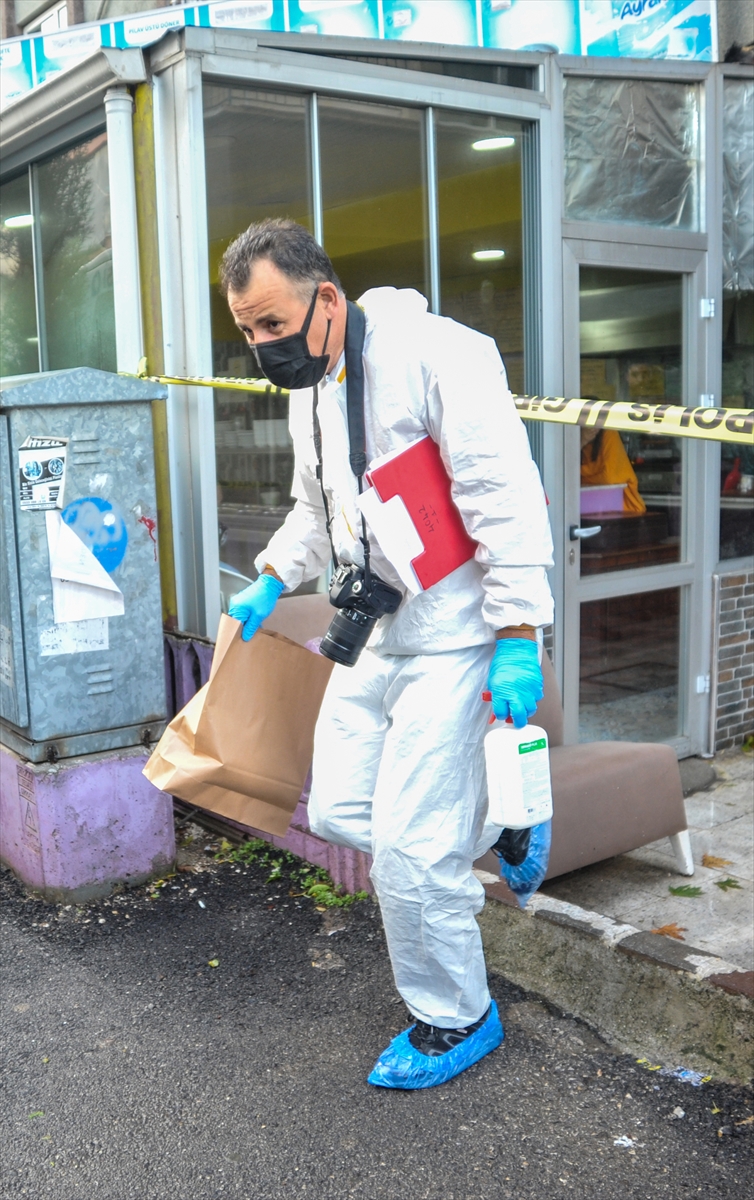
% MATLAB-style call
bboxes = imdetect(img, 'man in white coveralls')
[224,219,554,1090]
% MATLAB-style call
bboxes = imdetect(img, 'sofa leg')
[669,830,694,876]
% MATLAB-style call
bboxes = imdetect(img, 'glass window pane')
[434,110,525,393]
[203,84,312,588]
[319,95,428,300]
[579,588,681,743]
[37,133,116,372]
[564,77,701,231]
[0,172,38,377]
[579,267,683,576]
[720,80,754,560]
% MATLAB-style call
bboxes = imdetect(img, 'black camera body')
[319,562,402,667]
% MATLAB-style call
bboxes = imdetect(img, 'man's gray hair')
[219,218,343,299]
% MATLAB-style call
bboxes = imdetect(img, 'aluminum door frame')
[560,237,719,757]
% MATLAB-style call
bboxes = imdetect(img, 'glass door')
[560,241,709,754]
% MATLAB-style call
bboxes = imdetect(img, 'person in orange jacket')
[580,426,646,514]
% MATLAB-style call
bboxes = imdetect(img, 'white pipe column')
[104,87,144,374]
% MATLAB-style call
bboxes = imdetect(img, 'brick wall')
[715,568,754,751]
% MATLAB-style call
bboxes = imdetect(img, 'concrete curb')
[475,878,754,1085]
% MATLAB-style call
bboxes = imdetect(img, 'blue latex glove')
[228,573,284,642]
[486,637,543,728]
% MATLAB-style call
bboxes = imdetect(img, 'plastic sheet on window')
[564,77,700,230]
[723,80,754,295]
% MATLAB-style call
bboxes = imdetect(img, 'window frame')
[150,28,552,638]
[0,124,112,375]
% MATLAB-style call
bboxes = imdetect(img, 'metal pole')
[133,80,179,631]
[426,107,441,315]
[705,572,720,758]
[28,164,49,373]
[104,87,144,375]
[310,92,324,246]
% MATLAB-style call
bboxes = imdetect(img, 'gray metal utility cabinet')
[0,367,167,762]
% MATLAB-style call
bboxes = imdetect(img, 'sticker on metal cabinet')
[18,436,68,511]
[39,617,109,657]
[0,624,13,688]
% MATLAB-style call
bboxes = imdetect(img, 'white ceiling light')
[472,136,515,151]
[473,249,505,262]
[4,214,34,228]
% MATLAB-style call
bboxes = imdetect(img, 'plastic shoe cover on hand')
[367,1001,503,1090]
[495,819,551,908]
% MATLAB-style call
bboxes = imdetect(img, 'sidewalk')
[476,749,753,1083]
[541,749,753,972]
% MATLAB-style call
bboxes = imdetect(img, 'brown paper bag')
[144,614,333,836]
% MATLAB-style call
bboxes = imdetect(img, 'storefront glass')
[319,96,428,301]
[564,77,701,231]
[579,587,681,743]
[578,266,683,576]
[720,79,754,560]
[204,85,312,585]
[36,132,115,372]
[434,110,525,393]
[0,172,38,377]
[204,82,528,587]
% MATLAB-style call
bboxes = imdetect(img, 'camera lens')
[319,607,377,668]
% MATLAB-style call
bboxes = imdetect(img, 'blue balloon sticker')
[62,496,128,574]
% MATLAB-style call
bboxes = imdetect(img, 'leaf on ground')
[28,1112,44,1119]
[702,854,733,869]
[207,958,219,968]
[651,922,687,940]
[669,884,703,897]
[734,1114,754,1127]
[714,878,742,891]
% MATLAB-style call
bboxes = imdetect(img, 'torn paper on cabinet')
[45,510,124,624]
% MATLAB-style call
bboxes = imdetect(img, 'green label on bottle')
[518,737,547,755]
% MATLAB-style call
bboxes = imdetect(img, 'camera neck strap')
[312,299,373,582]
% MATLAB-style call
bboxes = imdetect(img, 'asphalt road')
[1,835,752,1200]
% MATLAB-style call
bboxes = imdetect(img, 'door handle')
[569,524,602,541]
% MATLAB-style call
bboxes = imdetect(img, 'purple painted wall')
[0,743,175,902]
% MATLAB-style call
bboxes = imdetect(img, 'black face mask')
[252,286,331,390]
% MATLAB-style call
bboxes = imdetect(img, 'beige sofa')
[497,651,691,880]
[265,594,693,884]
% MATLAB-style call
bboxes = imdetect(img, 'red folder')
[366,436,477,590]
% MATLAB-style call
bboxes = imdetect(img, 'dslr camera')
[319,562,402,667]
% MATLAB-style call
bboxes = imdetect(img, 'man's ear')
[319,281,341,317]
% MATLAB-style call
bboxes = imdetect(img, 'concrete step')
[476,879,753,1085]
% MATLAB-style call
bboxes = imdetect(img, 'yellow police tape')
[514,394,753,445]
[129,365,754,446]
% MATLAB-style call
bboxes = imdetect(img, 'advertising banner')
[0,36,33,107]
[579,0,717,61]
[0,0,718,109]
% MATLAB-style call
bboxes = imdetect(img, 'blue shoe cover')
[496,819,552,908]
[367,1001,503,1090]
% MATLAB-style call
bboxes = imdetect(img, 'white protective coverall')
[255,288,554,1028]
